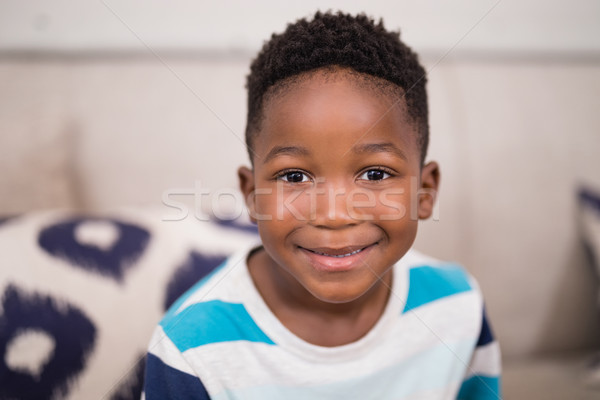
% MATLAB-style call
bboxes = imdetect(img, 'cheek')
[255,186,314,222]
[376,190,409,221]
[376,191,419,251]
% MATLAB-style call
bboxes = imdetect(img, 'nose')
[310,180,357,229]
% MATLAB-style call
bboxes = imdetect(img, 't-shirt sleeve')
[141,327,211,400]
[456,307,502,400]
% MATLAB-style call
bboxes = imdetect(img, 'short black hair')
[245,11,429,163]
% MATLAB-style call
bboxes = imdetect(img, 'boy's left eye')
[358,169,391,181]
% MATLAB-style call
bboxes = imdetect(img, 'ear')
[238,166,257,224]
[417,161,440,220]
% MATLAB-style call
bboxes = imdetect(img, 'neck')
[248,247,393,346]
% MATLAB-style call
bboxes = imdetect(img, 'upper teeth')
[312,248,363,258]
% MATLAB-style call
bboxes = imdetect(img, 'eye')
[358,169,391,181]
[277,170,310,183]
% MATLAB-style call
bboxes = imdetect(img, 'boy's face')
[239,70,439,304]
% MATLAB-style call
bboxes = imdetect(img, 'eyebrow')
[263,145,310,163]
[352,142,408,161]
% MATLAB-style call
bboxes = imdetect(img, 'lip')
[298,243,377,272]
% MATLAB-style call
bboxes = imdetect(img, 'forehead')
[255,69,420,164]
[264,68,405,117]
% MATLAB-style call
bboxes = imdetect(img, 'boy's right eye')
[278,171,310,183]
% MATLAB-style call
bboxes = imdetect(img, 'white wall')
[1,0,600,56]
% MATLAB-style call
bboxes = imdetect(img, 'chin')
[309,284,369,304]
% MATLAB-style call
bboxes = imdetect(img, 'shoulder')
[395,249,488,356]
[399,249,483,314]
[158,246,275,353]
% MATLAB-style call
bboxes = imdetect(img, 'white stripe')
[399,290,482,348]
[209,340,473,400]
[464,341,502,378]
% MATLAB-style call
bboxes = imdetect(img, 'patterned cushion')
[0,210,258,399]
[578,187,600,387]
[579,187,600,303]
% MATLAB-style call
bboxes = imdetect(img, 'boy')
[143,11,501,399]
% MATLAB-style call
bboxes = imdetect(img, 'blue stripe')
[144,353,210,400]
[457,375,501,400]
[403,265,472,313]
[161,300,275,352]
[477,308,494,347]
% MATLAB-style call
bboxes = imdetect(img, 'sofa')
[1,55,600,399]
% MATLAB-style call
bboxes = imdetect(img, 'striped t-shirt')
[143,246,501,400]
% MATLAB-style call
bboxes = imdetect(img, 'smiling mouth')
[300,244,376,258]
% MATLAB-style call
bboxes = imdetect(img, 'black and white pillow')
[579,186,600,387]
[580,187,600,306]
[0,210,258,399]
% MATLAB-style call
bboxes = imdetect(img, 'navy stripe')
[144,353,210,400]
[477,308,495,347]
